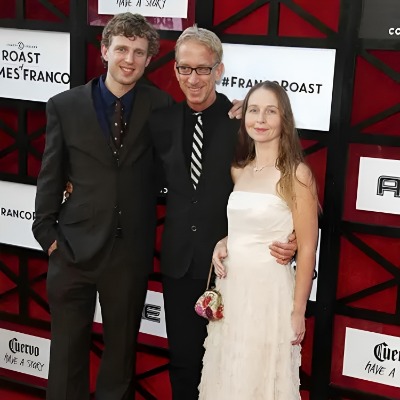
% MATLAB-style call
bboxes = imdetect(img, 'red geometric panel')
[361,112,400,137]
[27,109,46,178]
[349,286,397,314]
[29,280,50,321]
[331,316,400,399]
[0,108,18,174]
[148,40,183,101]
[27,257,47,281]
[370,50,400,74]
[359,233,400,268]
[300,391,310,400]
[0,0,16,18]
[0,108,18,133]
[343,144,400,226]
[0,252,19,314]
[214,0,269,35]
[87,39,104,82]
[25,0,69,21]
[279,3,327,38]
[351,53,400,126]
[136,351,171,399]
[0,152,18,175]
[337,236,397,314]
[291,0,340,33]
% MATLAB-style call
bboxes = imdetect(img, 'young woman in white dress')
[198,81,319,399]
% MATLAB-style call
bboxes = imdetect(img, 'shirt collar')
[186,92,223,117]
[99,75,135,111]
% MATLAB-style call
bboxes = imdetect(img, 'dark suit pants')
[46,238,149,400]
[163,274,208,400]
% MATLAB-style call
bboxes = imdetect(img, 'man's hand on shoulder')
[228,99,243,119]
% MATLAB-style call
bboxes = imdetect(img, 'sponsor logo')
[1,40,70,84]
[389,27,400,35]
[9,338,39,356]
[374,342,400,363]
[142,303,161,323]
[1,207,35,220]
[356,158,400,215]
[123,0,167,9]
[377,175,400,198]
[220,76,323,94]
[343,328,400,386]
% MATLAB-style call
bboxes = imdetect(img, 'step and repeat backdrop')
[0,1,399,399]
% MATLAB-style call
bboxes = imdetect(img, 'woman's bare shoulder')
[231,165,244,183]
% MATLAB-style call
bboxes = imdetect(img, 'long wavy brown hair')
[233,80,306,205]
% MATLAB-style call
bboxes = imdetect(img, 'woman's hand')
[291,311,306,345]
[212,238,228,278]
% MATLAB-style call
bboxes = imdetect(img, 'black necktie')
[190,112,203,189]
[112,98,124,149]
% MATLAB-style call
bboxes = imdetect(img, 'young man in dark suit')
[32,13,172,400]
[150,26,296,400]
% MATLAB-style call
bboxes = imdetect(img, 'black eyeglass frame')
[175,63,220,75]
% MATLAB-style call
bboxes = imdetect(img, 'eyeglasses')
[175,63,219,75]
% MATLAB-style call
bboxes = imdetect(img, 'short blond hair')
[175,25,223,63]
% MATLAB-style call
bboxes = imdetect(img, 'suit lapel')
[172,103,194,192]
[81,81,115,165]
[119,85,153,164]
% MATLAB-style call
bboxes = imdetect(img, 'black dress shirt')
[183,93,229,170]
[92,75,135,141]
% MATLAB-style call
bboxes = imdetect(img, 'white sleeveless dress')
[198,191,301,400]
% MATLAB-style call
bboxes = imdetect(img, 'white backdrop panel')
[218,44,336,131]
[343,328,400,388]
[356,157,400,215]
[94,290,167,338]
[0,28,70,102]
[98,0,188,18]
[0,181,41,250]
[0,328,50,379]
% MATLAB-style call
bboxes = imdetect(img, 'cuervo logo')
[374,342,400,363]
[9,338,39,356]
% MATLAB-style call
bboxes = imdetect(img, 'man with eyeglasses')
[149,25,296,400]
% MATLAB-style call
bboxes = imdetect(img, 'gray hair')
[175,25,223,63]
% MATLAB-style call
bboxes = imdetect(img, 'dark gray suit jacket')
[33,78,172,270]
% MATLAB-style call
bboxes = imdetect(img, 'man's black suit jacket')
[33,78,172,270]
[150,93,240,279]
